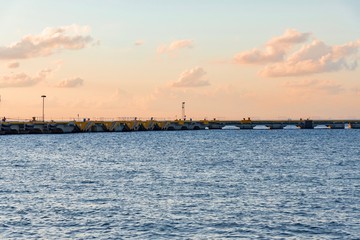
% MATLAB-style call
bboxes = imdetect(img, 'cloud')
[112,88,127,97]
[172,67,210,87]
[353,88,360,96]
[0,68,52,88]
[259,40,359,77]
[0,24,93,60]
[234,29,311,64]
[283,79,344,95]
[234,29,360,77]
[7,61,19,68]
[157,39,193,54]
[134,40,144,46]
[56,77,84,88]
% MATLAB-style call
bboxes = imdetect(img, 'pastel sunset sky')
[0,0,359,121]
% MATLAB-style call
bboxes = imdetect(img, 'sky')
[0,0,359,121]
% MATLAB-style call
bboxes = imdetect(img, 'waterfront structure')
[1,118,360,134]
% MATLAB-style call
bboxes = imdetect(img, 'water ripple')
[0,130,359,239]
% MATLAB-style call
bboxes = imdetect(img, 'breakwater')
[1,119,360,134]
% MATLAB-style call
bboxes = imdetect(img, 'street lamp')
[41,95,46,122]
[182,102,186,120]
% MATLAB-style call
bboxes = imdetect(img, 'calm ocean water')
[0,129,359,239]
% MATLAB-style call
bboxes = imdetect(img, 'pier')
[1,118,360,134]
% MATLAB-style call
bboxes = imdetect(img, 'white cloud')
[0,24,93,60]
[56,77,84,88]
[234,29,360,77]
[172,67,210,87]
[7,61,19,68]
[157,39,193,54]
[0,68,52,88]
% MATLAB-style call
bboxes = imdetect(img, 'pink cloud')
[0,25,93,60]
[283,79,344,95]
[7,61,20,68]
[234,29,360,77]
[172,67,209,87]
[57,77,84,88]
[234,29,311,64]
[259,40,359,77]
[353,88,360,96]
[134,40,144,46]
[0,68,52,88]
[157,39,193,54]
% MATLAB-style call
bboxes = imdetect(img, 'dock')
[1,119,360,134]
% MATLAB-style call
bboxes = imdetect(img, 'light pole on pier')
[182,102,186,120]
[41,95,46,122]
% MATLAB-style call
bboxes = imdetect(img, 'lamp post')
[182,102,186,120]
[41,95,46,122]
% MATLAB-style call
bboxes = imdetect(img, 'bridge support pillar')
[300,120,314,129]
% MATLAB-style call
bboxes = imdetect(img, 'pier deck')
[1,119,360,134]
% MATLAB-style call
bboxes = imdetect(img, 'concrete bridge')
[1,119,360,134]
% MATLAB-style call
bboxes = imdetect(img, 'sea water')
[0,129,359,239]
